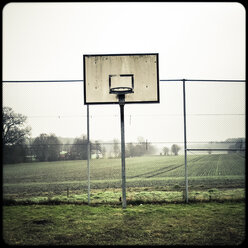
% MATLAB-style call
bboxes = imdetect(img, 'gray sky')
[2,2,246,143]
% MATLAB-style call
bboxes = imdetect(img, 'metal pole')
[87,104,90,205]
[183,79,189,203]
[119,95,127,209]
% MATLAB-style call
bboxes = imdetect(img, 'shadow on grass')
[3,197,245,206]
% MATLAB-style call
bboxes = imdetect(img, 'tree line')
[2,107,156,164]
[2,107,88,163]
[161,144,181,156]
[3,107,244,164]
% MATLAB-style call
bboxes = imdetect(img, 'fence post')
[87,104,90,205]
[183,79,189,203]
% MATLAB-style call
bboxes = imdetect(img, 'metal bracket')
[118,94,126,106]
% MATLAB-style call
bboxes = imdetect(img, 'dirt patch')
[31,219,53,225]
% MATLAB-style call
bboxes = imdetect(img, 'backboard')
[83,53,159,104]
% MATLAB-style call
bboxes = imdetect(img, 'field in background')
[3,153,245,204]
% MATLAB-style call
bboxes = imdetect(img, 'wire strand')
[2,79,246,83]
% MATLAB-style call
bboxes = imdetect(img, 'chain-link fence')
[2,79,246,204]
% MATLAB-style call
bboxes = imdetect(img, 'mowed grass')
[3,202,245,246]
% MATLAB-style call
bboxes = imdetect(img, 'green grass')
[3,154,245,203]
[3,187,245,206]
[3,154,245,183]
[3,154,246,245]
[3,153,245,185]
[3,202,245,246]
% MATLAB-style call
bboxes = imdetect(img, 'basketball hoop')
[109,86,134,95]
[83,53,159,209]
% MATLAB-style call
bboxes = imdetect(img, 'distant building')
[59,151,70,160]
[91,152,103,159]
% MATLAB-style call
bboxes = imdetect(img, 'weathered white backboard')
[83,53,159,104]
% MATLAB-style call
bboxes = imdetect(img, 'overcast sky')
[2,2,246,144]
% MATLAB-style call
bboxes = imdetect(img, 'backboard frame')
[83,53,159,105]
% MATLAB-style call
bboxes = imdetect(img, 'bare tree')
[171,144,180,156]
[70,136,88,160]
[2,107,31,163]
[162,146,170,156]
[3,106,31,146]
[32,133,62,161]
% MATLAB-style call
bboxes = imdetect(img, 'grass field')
[3,153,245,204]
[2,153,246,245]
[3,202,246,245]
